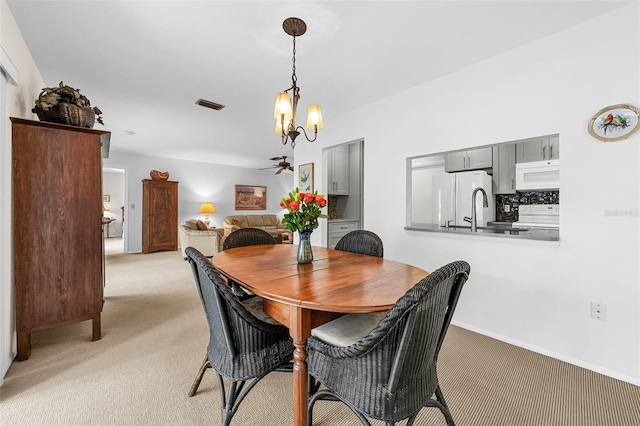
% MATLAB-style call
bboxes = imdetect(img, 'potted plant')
[32,81,103,128]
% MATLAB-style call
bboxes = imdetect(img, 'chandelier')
[274,17,323,149]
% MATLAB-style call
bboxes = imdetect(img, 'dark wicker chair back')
[334,230,383,258]
[186,247,293,426]
[307,260,471,426]
[222,228,276,251]
[222,228,276,300]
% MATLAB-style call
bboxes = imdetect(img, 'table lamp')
[198,202,216,227]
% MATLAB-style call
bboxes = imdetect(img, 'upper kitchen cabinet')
[444,147,493,172]
[492,144,517,194]
[328,144,349,195]
[516,135,559,163]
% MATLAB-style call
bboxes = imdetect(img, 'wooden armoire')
[11,117,109,360]
[142,179,178,253]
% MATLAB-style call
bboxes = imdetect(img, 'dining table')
[211,243,428,426]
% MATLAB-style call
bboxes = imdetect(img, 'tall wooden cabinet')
[142,179,178,253]
[11,117,109,360]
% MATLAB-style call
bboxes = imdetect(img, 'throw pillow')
[184,219,199,230]
[232,218,248,229]
[196,220,208,231]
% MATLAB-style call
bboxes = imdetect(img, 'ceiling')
[7,1,630,170]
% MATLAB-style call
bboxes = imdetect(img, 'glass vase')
[297,230,313,264]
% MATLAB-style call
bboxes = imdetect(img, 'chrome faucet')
[470,187,489,232]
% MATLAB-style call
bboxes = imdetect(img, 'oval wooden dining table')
[212,243,428,426]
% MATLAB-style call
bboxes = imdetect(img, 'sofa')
[222,214,293,245]
[179,219,224,258]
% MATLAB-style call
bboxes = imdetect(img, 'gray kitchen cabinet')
[328,220,359,249]
[445,147,493,172]
[516,136,559,163]
[492,144,517,194]
[328,144,349,195]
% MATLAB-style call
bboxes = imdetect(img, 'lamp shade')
[198,202,216,214]
[274,92,293,120]
[307,104,324,129]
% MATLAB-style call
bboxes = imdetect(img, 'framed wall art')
[299,163,314,192]
[235,185,267,210]
[588,103,640,142]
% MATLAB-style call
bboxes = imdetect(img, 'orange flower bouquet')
[280,187,328,233]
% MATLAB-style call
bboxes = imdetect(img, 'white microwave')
[515,159,560,191]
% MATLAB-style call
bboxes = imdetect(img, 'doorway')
[102,167,126,254]
[1,47,20,384]
[324,139,364,248]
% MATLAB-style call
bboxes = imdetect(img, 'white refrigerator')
[431,170,495,227]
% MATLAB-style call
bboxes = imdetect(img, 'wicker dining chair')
[185,247,293,426]
[222,227,277,250]
[222,228,276,299]
[307,260,471,426]
[334,230,384,258]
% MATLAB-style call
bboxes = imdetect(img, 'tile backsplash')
[496,191,559,222]
[328,195,338,219]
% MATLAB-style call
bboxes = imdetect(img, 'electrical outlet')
[591,302,607,321]
[503,204,511,212]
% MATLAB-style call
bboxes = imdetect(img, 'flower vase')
[297,230,313,264]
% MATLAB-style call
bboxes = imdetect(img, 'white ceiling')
[7,1,630,170]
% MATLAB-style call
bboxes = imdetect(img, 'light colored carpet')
[1,248,639,425]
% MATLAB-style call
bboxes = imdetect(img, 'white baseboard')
[451,320,640,387]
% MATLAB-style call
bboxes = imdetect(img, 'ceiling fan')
[259,156,294,175]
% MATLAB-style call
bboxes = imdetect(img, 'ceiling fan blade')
[287,166,294,171]
[259,166,278,170]
[269,156,284,161]
[276,168,284,175]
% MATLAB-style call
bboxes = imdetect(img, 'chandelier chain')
[291,35,297,86]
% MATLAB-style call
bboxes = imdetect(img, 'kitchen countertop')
[405,223,559,241]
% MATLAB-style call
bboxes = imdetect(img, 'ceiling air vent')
[195,99,225,110]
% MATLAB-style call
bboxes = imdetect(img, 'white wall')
[294,4,640,383]
[103,151,293,253]
[1,0,46,381]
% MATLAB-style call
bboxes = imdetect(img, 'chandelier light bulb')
[275,118,291,135]
[274,92,293,121]
[307,104,324,129]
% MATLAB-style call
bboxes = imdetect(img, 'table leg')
[289,306,311,426]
